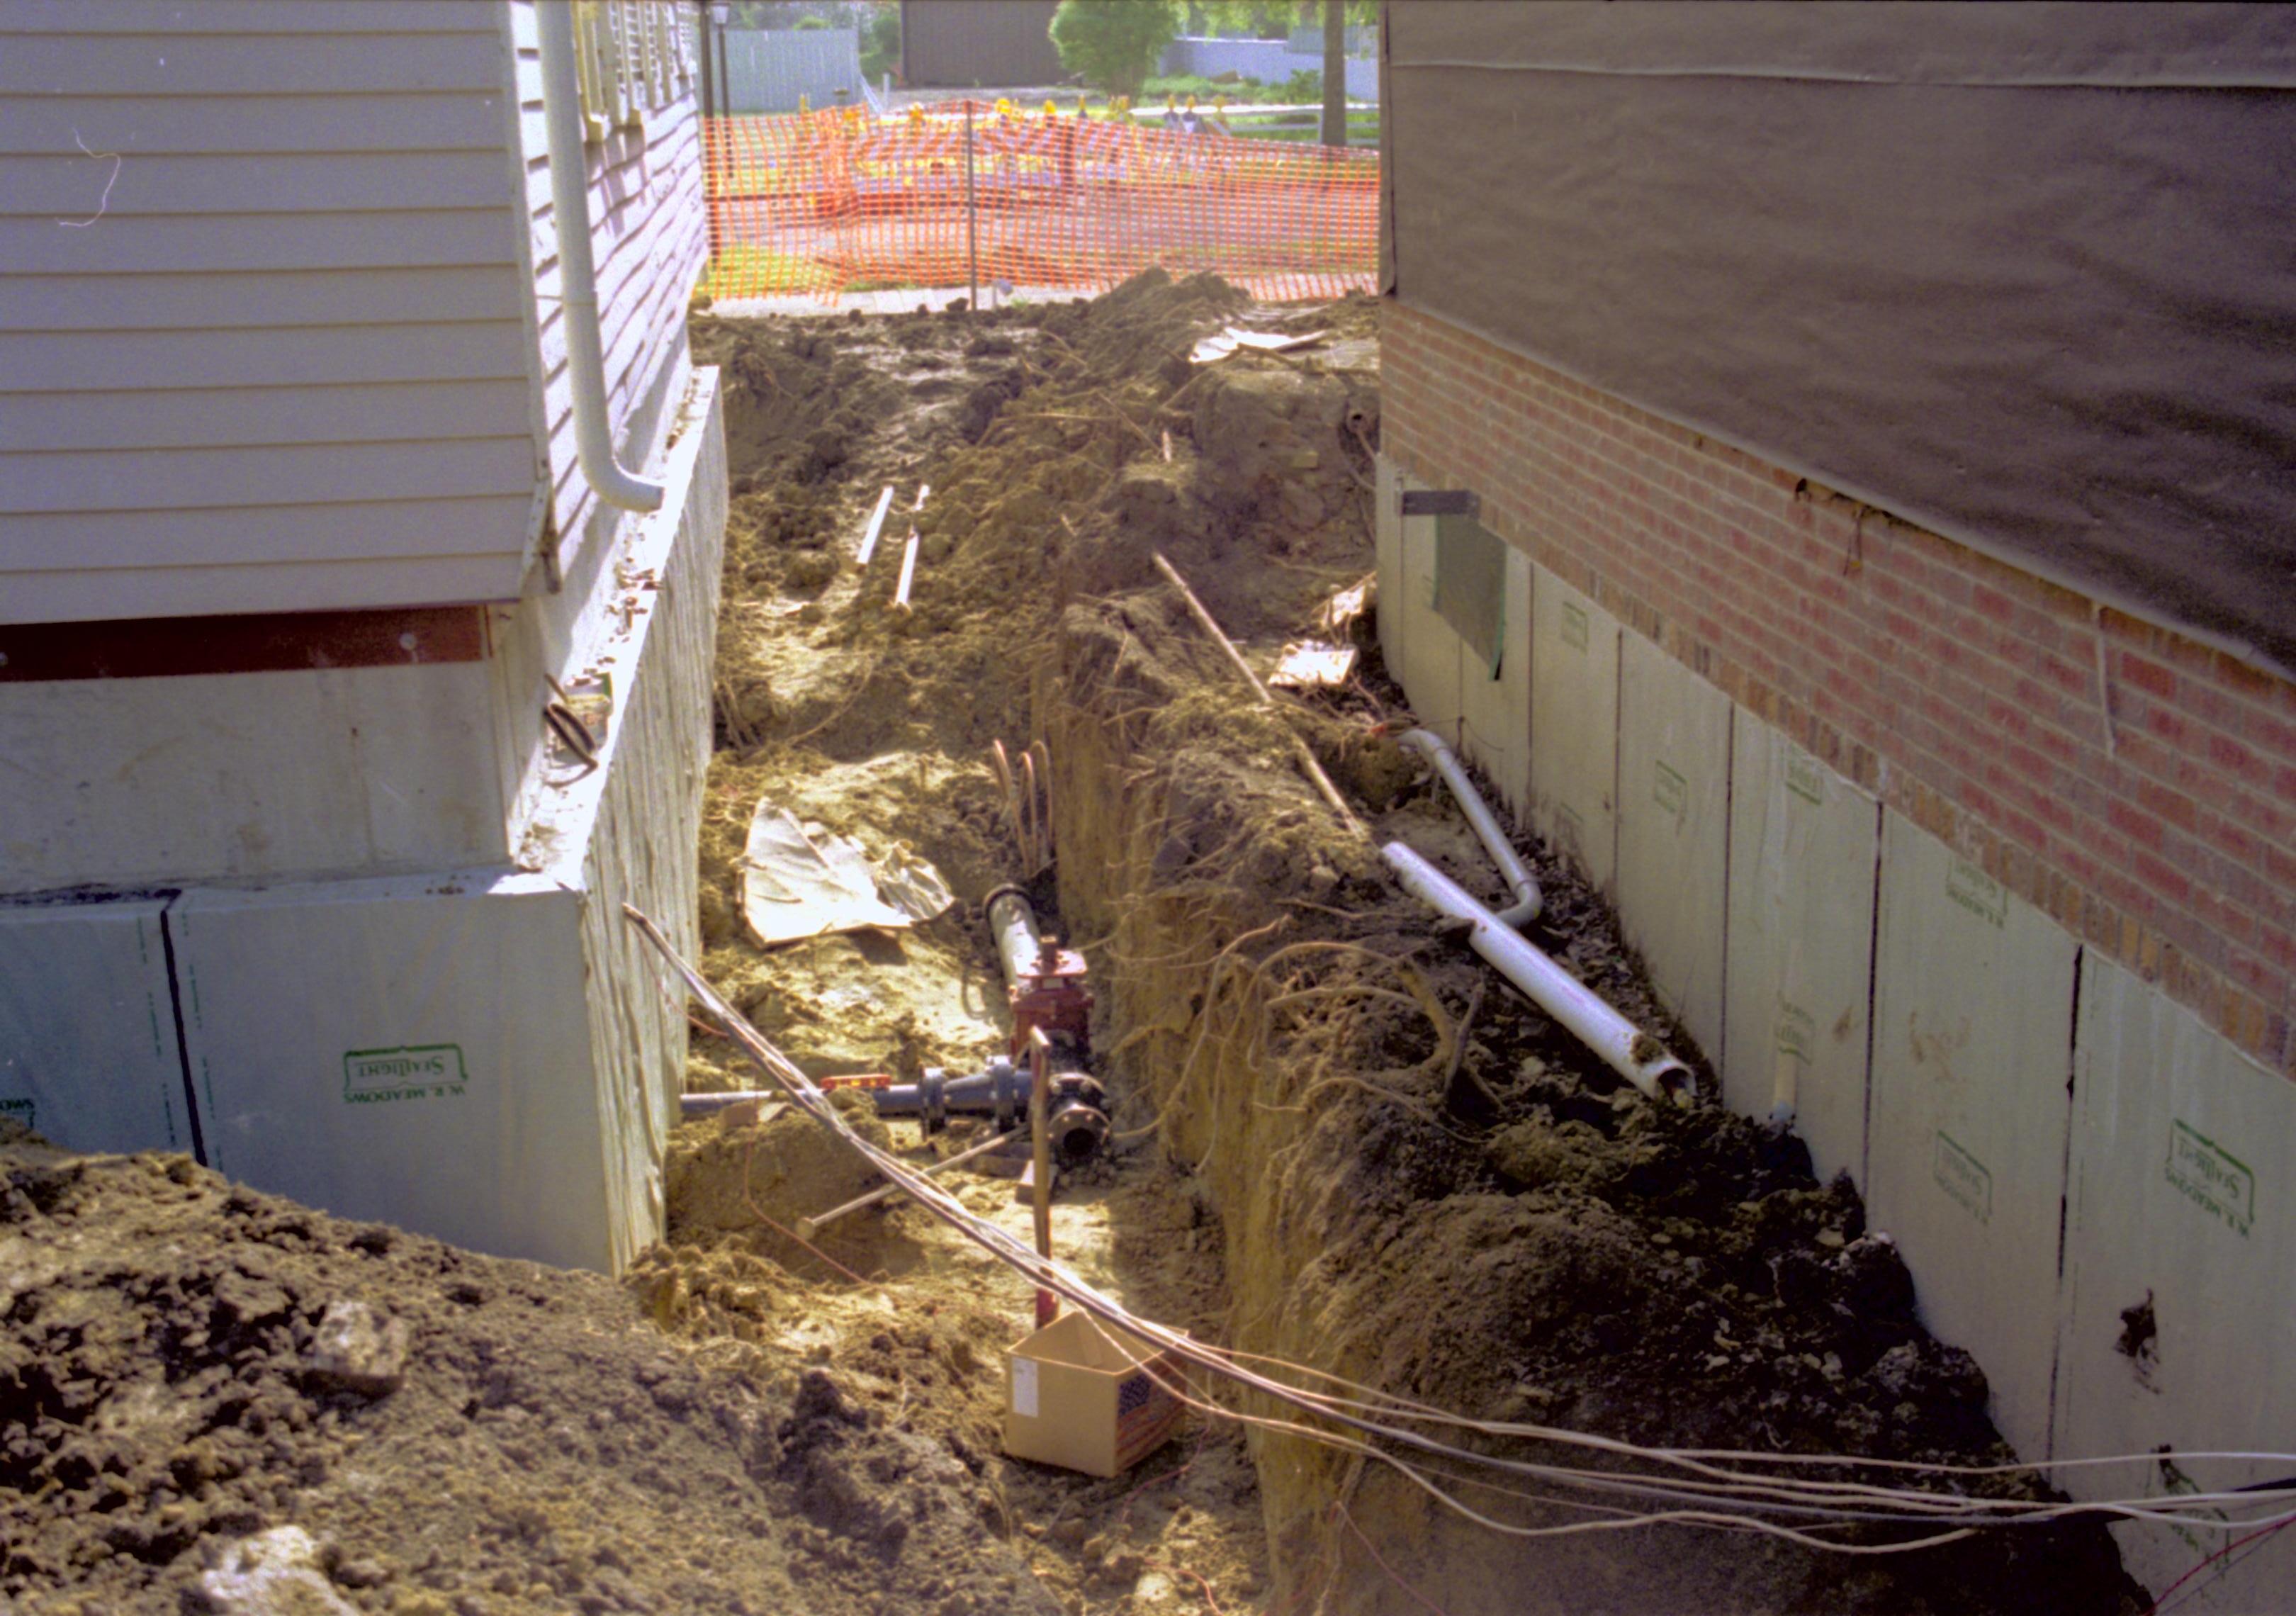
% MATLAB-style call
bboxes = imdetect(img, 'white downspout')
[1397,728,1543,926]
[536,1,664,514]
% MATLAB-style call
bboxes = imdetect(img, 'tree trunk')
[1319,0,1346,147]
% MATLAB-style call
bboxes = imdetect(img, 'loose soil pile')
[0,1129,1046,1616]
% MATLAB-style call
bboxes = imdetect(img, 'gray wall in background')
[723,27,863,113]
[1161,37,1377,100]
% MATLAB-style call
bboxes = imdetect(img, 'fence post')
[964,99,979,313]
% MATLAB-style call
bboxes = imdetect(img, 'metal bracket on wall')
[1401,489,1479,518]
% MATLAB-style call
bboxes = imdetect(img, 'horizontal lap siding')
[507,0,709,572]
[0,4,539,623]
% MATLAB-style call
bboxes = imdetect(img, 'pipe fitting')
[1398,729,1542,926]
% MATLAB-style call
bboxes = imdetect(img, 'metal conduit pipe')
[1398,728,1542,926]
[536,3,665,515]
[986,886,1045,990]
[1382,841,1696,1105]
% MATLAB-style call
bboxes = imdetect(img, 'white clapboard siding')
[6,269,527,332]
[2,553,522,624]
[0,151,519,216]
[0,5,539,622]
[0,94,511,155]
[3,324,531,392]
[502,0,708,571]
[1,497,536,571]
[0,381,535,454]
[2,439,536,516]
[0,210,521,277]
[0,33,505,96]
[0,1,500,33]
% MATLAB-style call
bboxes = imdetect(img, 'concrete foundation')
[1373,451,2296,1571]
[0,370,726,1272]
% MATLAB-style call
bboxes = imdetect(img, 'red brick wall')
[1382,301,2296,1074]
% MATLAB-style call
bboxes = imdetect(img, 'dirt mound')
[0,1133,1053,1616]
[1037,599,2143,1612]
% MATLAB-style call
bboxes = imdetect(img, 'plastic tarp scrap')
[1270,641,1358,689]
[741,801,955,946]
[1188,326,1327,364]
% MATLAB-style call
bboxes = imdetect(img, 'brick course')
[1382,301,2296,1073]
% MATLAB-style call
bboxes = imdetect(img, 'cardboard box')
[1002,1311,1185,1477]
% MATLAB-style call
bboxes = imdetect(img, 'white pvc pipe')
[1382,841,1695,1105]
[1398,728,1542,926]
[537,3,664,515]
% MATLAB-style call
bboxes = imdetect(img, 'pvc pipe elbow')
[1398,728,1544,926]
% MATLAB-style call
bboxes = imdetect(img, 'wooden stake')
[794,1125,1020,1239]
[1150,551,1366,840]
[855,484,894,564]
[1029,1026,1057,1328]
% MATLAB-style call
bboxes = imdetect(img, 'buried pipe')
[986,885,1046,991]
[1397,728,1542,926]
[1381,841,1696,1105]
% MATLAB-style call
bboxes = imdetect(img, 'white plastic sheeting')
[2056,954,2296,1610]
[1867,812,2078,1461]
[1528,565,1619,890]
[1614,633,1731,1060]
[741,803,954,947]
[1722,722,1881,1188]
[0,897,189,1155]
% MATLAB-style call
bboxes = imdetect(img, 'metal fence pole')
[964,99,979,313]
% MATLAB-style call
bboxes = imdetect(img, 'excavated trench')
[663,274,2143,1615]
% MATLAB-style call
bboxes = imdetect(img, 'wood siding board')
[0,438,537,516]
[0,210,522,275]
[4,318,529,386]
[2,1,501,35]
[0,497,534,576]
[0,94,510,155]
[1,268,527,330]
[0,554,523,625]
[0,381,536,454]
[0,35,507,96]
[0,150,517,216]
[0,322,529,393]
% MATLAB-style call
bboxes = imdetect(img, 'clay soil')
[1,276,2143,1616]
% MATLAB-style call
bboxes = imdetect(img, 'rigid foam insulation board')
[1721,720,1881,1189]
[1614,632,1732,1061]
[169,872,625,1272]
[1375,454,1405,679]
[2054,954,2296,1610]
[1528,564,1619,890]
[1458,540,1532,817]
[0,897,190,1155]
[1396,482,1463,746]
[1867,812,2078,1461]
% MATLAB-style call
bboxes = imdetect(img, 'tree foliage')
[1049,0,1183,98]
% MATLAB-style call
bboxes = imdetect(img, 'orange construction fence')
[702,102,1379,304]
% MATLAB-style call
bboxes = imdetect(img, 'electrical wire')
[625,905,2296,1553]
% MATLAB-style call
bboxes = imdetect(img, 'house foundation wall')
[1376,303,2295,1600]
